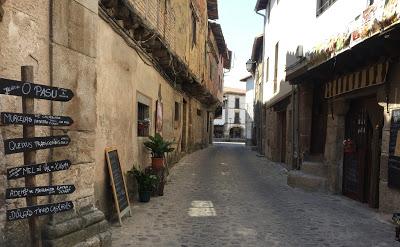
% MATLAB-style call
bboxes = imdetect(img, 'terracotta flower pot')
[151,157,164,170]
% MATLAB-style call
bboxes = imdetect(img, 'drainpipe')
[255,9,266,154]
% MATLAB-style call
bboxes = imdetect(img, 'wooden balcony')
[99,0,222,106]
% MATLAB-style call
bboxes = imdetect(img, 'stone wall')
[298,83,313,158]
[379,61,400,213]
[0,1,52,245]
[264,99,293,166]
[45,1,111,246]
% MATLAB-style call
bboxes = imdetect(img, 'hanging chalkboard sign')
[0,77,74,101]
[6,201,74,221]
[4,135,70,154]
[105,148,131,225]
[389,109,400,190]
[6,185,75,199]
[1,112,73,126]
[7,160,72,180]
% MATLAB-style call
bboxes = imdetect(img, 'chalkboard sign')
[6,201,74,221]
[7,160,72,180]
[389,109,400,189]
[0,77,74,101]
[6,185,75,199]
[1,112,73,126]
[105,148,131,225]
[4,135,70,154]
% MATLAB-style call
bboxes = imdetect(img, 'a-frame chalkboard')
[105,148,131,225]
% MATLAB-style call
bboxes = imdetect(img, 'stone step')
[301,161,328,177]
[287,170,327,192]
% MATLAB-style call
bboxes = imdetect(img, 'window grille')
[138,102,150,137]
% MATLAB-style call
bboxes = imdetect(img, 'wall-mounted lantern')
[246,59,256,73]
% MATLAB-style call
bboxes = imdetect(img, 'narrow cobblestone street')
[111,143,397,247]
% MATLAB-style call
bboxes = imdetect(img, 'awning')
[324,61,389,99]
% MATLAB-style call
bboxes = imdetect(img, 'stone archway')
[229,127,243,139]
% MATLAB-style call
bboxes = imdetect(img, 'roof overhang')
[255,0,269,12]
[251,34,264,61]
[240,75,253,82]
[209,22,231,69]
[207,0,219,20]
[286,23,400,85]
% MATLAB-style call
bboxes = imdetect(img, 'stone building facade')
[213,88,246,141]
[240,75,255,145]
[256,0,400,214]
[0,0,229,246]
[250,34,265,154]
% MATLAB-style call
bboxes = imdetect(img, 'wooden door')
[279,111,287,163]
[343,101,373,202]
[310,85,327,154]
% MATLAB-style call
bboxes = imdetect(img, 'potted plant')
[144,133,175,170]
[128,167,158,203]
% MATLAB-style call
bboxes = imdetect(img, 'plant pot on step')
[144,133,175,170]
[139,190,151,202]
[151,157,164,170]
[158,181,165,196]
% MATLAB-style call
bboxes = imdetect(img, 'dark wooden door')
[343,101,373,202]
[181,99,187,151]
[310,85,327,154]
[279,111,287,163]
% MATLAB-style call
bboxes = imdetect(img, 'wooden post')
[21,66,42,247]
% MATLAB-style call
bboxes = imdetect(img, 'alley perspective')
[0,0,400,246]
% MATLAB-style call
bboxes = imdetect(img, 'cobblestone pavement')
[111,143,398,247]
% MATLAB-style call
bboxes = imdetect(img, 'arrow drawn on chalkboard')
[6,185,75,199]
[0,77,74,101]
[4,135,70,154]
[1,112,73,126]
[6,201,74,221]
[7,160,72,180]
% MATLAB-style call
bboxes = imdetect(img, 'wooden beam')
[101,0,118,9]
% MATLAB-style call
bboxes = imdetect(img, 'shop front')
[324,62,388,207]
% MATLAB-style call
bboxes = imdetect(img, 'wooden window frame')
[316,0,338,16]
[273,42,279,93]
[137,102,150,137]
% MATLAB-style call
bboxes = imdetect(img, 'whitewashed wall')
[245,77,255,139]
[262,0,376,105]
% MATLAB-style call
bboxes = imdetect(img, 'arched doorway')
[229,127,242,139]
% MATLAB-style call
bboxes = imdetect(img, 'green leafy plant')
[128,167,158,192]
[143,133,175,158]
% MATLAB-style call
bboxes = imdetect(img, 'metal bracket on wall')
[0,0,5,22]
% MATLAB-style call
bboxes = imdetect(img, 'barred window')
[138,102,150,137]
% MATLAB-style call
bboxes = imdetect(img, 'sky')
[218,0,264,90]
